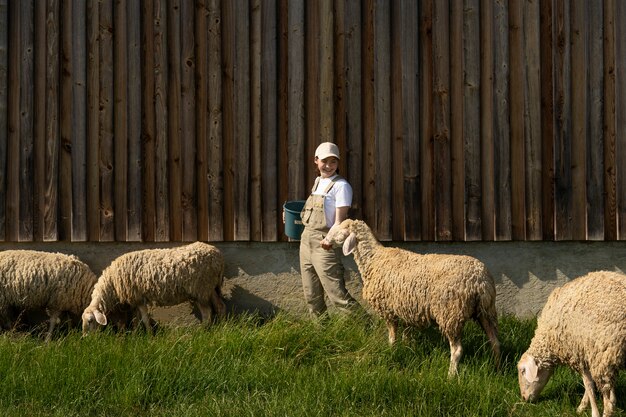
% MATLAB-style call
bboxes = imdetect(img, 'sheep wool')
[324,219,500,377]
[82,241,226,334]
[518,270,626,417]
[0,249,98,341]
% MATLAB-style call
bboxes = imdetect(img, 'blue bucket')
[283,200,306,240]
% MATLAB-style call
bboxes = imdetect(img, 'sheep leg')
[136,305,153,335]
[196,302,213,324]
[386,319,398,345]
[577,390,590,413]
[477,315,501,369]
[0,307,12,330]
[447,338,463,378]
[45,310,61,342]
[600,384,615,417]
[210,287,227,318]
[580,369,600,417]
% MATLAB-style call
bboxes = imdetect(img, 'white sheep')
[517,270,626,417]
[82,241,227,334]
[0,249,98,341]
[324,219,500,377]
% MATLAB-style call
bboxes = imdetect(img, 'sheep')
[517,270,626,417]
[0,249,98,341]
[323,219,500,377]
[82,241,227,334]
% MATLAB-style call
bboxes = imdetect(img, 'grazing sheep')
[517,271,626,417]
[323,219,500,377]
[0,250,98,341]
[82,242,227,334]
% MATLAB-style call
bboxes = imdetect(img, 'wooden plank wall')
[0,0,625,243]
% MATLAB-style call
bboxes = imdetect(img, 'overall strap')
[311,177,321,193]
[322,175,343,194]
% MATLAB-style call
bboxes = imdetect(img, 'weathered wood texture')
[0,0,625,242]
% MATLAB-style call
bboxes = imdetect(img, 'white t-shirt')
[311,175,352,228]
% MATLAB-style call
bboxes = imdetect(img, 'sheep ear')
[524,356,539,383]
[93,309,108,326]
[343,233,357,255]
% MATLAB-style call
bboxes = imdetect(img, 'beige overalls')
[299,176,358,315]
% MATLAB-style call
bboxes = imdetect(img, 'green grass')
[0,314,624,417]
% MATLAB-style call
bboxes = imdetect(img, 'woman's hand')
[320,238,332,250]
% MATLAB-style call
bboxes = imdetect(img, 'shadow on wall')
[223,285,282,318]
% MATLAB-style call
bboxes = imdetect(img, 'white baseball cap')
[315,142,340,160]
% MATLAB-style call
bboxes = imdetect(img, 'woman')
[298,142,361,316]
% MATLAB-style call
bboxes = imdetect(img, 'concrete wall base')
[2,240,625,324]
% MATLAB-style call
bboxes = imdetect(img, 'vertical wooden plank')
[399,0,420,241]
[341,0,362,222]
[181,0,196,242]
[221,0,251,241]
[480,0,495,241]
[72,0,87,242]
[464,0,482,241]
[196,0,208,242]
[114,0,128,241]
[570,0,587,240]
[87,0,100,241]
[305,0,320,167]
[420,0,434,241]
[0,0,6,241]
[616,0,626,239]
[450,0,464,241]
[6,0,20,242]
[127,0,142,241]
[34,0,46,241]
[234,0,250,241]
[432,0,451,241]
[524,0,542,240]
[586,1,605,240]
[509,0,526,241]
[319,0,333,144]
[278,0,288,239]
[375,0,391,240]
[287,0,306,202]
[168,0,182,241]
[554,0,572,240]
[59,0,72,241]
[99,0,114,241]
[222,0,234,241]
[142,0,156,242]
[493,0,511,240]
[604,0,617,240]
[18,0,34,241]
[402,0,420,241]
[261,0,278,241]
[251,0,262,242]
[540,0,555,241]
[44,0,60,241]
[362,0,376,228]
[334,0,347,179]
[154,0,169,241]
[391,0,405,240]
[207,0,223,241]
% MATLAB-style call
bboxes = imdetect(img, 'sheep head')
[325,219,358,255]
[81,305,108,334]
[517,352,554,402]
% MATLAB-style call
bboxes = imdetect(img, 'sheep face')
[517,353,554,401]
[324,221,356,255]
[81,306,108,334]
